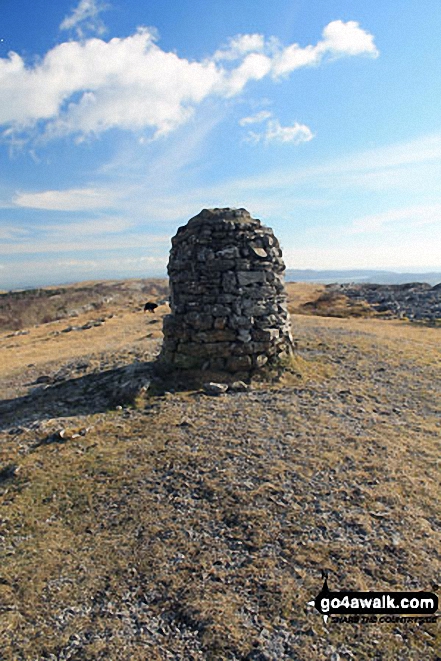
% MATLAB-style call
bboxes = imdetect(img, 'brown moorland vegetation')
[285,282,375,318]
[0,278,169,331]
[0,280,439,660]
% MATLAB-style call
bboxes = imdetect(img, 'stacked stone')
[159,208,293,373]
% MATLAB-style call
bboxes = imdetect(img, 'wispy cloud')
[3,130,441,276]
[110,130,441,240]
[239,110,273,126]
[55,254,166,270]
[40,217,135,236]
[56,258,99,268]
[0,20,378,143]
[46,131,441,225]
[246,119,314,145]
[0,229,169,255]
[93,130,441,229]
[0,254,167,288]
[349,204,441,234]
[0,214,170,256]
[0,226,30,240]
[60,0,109,38]
[282,239,441,270]
[207,131,441,195]
[13,187,120,211]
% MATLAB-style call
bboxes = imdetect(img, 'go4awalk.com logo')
[308,575,439,624]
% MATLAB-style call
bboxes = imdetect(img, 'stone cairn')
[158,208,293,375]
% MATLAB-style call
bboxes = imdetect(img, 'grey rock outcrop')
[330,282,441,321]
[159,208,293,374]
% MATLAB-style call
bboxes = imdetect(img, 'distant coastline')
[285,269,441,286]
[2,269,441,293]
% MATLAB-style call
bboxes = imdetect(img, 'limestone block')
[175,341,231,359]
[173,353,202,369]
[215,246,239,259]
[197,329,236,342]
[241,301,268,316]
[226,355,252,371]
[237,329,252,343]
[213,317,228,330]
[254,354,269,368]
[237,271,266,286]
[216,293,235,304]
[222,272,237,293]
[229,314,253,329]
[231,343,255,356]
[253,314,279,328]
[252,328,280,342]
[185,311,213,330]
[209,259,236,272]
[250,245,268,259]
[203,382,229,395]
[246,286,277,300]
[205,357,227,370]
[211,304,231,317]
[196,247,215,261]
[234,258,252,270]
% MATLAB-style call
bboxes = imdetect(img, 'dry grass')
[0,281,169,401]
[286,282,374,318]
[0,281,440,660]
[0,278,168,332]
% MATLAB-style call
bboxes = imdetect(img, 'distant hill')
[0,278,169,331]
[285,269,441,286]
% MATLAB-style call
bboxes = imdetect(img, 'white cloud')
[271,20,378,77]
[0,21,378,142]
[222,52,273,97]
[13,187,119,211]
[214,34,265,61]
[239,110,273,126]
[60,0,109,38]
[271,44,320,77]
[246,119,314,145]
[0,29,220,137]
[319,20,379,57]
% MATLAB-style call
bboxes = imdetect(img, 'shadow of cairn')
[0,361,153,429]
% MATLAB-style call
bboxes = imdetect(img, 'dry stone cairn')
[159,208,294,374]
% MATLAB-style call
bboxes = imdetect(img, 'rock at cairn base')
[158,208,294,374]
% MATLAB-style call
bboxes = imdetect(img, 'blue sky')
[1,0,441,288]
